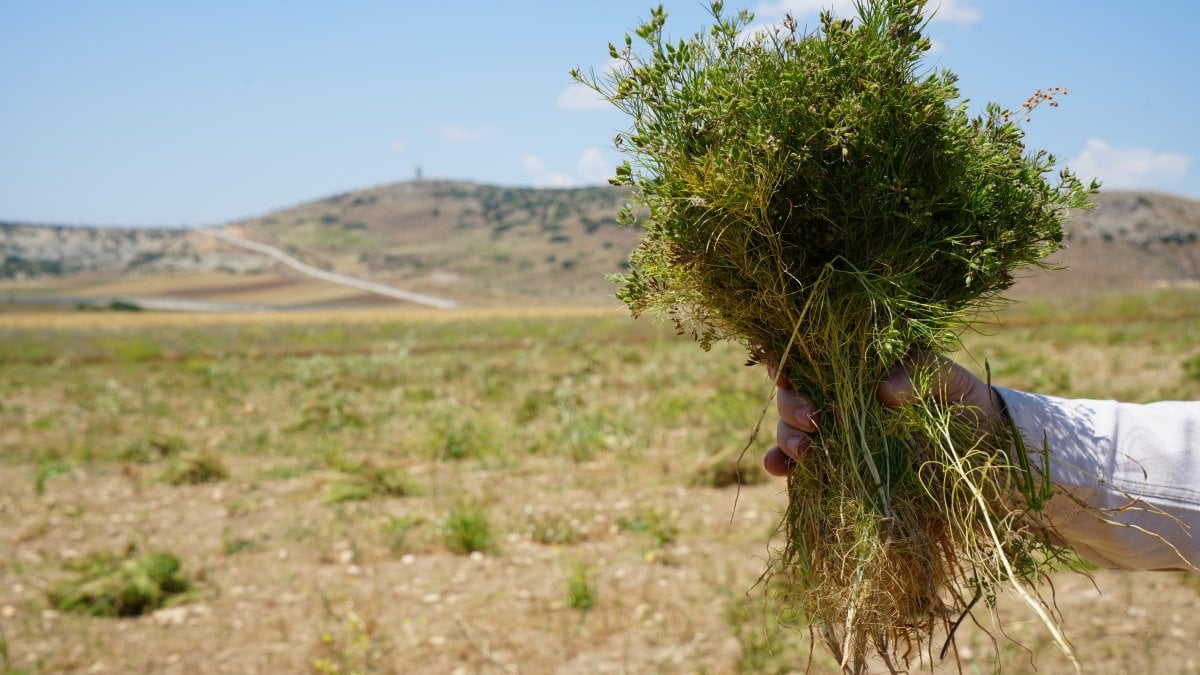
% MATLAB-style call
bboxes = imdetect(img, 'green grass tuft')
[441,501,496,555]
[164,451,229,485]
[47,549,193,617]
[565,564,596,611]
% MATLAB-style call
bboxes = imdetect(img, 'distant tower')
[415,166,423,181]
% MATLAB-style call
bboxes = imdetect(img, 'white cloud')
[1070,138,1191,191]
[754,0,979,25]
[522,155,575,188]
[437,124,498,143]
[576,148,612,183]
[929,0,981,26]
[522,149,615,187]
[557,60,622,112]
[389,139,408,153]
[556,82,608,111]
[755,0,857,17]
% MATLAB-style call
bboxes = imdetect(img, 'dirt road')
[203,228,463,309]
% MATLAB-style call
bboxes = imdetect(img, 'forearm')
[995,387,1200,570]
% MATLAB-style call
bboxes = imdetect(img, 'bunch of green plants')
[577,0,1096,670]
[47,548,193,617]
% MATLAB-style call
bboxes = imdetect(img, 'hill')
[2,183,1199,308]
[230,180,639,303]
[1012,191,1200,296]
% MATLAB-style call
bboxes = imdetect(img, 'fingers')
[776,418,811,459]
[777,383,819,433]
[876,361,918,408]
[763,446,794,476]
[766,365,818,476]
[766,352,998,478]
[875,351,996,414]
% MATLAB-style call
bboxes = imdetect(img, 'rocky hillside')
[1016,191,1200,295]
[229,180,639,302]
[3,183,1199,304]
[0,223,273,280]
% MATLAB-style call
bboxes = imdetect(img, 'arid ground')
[3,290,1200,674]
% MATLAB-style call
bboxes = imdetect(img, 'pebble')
[400,554,416,565]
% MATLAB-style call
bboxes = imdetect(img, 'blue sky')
[2,0,1197,227]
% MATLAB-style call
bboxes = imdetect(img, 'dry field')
[2,291,1200,674]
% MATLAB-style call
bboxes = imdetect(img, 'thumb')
[876,352,978,409]
[877,361,918,408]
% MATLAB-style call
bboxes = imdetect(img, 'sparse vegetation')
[0,297,1198,672]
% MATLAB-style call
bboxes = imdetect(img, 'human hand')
[763,353,1002,476]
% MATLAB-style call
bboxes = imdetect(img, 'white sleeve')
[993,387,1200,571]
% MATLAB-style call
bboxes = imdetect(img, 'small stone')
[400,554,416,565]
[152,607,190,626]
[1,605,15,619]
[421,593,441,604]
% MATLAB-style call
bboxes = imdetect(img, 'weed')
[617,507,678,548]
[119,436,185,464]
[98,335,161,363]
[381,514,423,554]
[431,416,490,461]
[522,507,588,545]
[289,382,366,433]
[163,451,229,485]
[325,482,373,504]
[311,605,384,675]
[725,587,821,674]
[556,412,608,462]
[1183,354,1200,382]
[34,460,71,496]
[259,461,315,481]
[515,390,549,424]
[565,565,595,611]
[441,501,496,555]
[222,528,258,556]
[47,548,193,617]
[322,448,410,503]
[693,453,768,488]
[0,623,13,675]
[284,525,317,542]
[582,0,1094,665]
